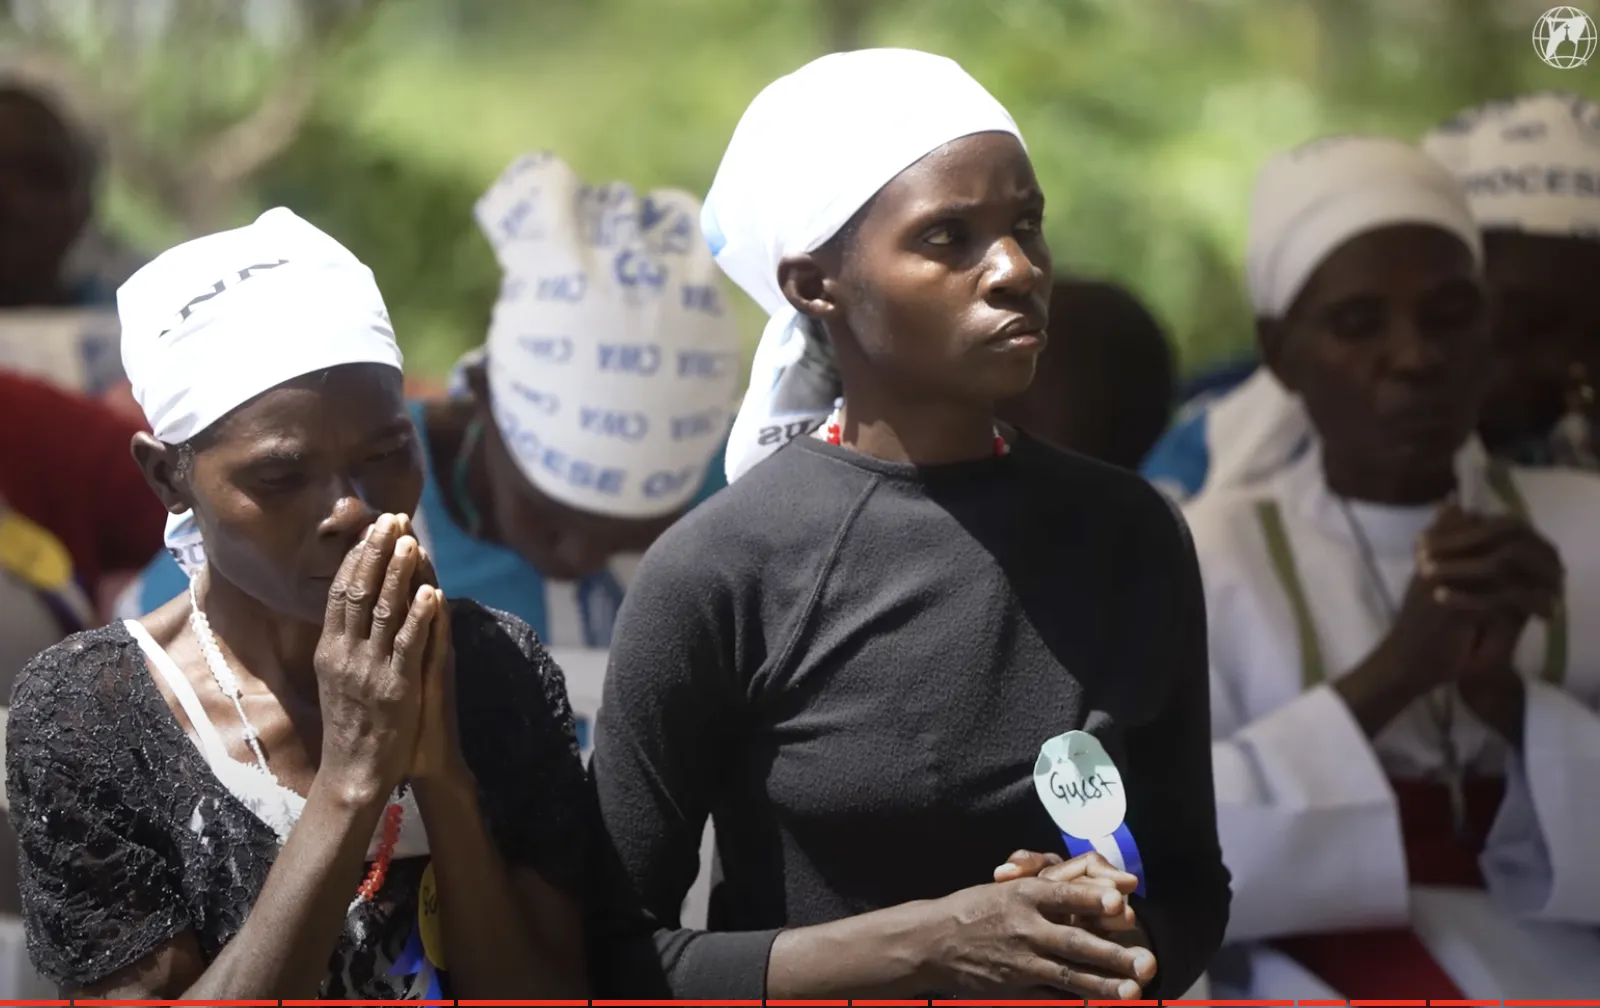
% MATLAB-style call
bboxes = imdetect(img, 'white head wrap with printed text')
[477,153,742,518]
[127,208,401,574]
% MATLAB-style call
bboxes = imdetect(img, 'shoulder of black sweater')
[1009,431,1196,558]
[630,438,881,588]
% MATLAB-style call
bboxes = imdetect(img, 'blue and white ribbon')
[1061,822,1147,898]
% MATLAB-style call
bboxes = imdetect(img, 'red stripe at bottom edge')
[34,999,1600,1007]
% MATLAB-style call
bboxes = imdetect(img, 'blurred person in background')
[1423,92,1600,471]
[995,277,1175,470]
[1141,92,1600,503]
[0,369,165,615]
[118,154,739,654]
[8,208,589,1000]
[1187,135,1600,1002]
[0,77,141,428]
[588,48,1228,1001]
[0,81,102,309]
[0,495,92,998]
[0,82,139,992]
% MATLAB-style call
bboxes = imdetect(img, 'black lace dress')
[5,599,590,997]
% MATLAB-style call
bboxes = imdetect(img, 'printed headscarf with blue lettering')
[476,153,742,518]
[125,208,402,577]
[1186,136,1484,499]
[703,49,1023,484]
[1423,91,1600,239]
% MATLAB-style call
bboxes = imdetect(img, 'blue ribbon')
[391,925,426,976]
[389,922,446,1001]
[1060,822,1147,898]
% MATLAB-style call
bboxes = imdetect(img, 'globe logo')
[1534,7,1596,68]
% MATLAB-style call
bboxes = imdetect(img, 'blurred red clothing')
[0,369,165,596]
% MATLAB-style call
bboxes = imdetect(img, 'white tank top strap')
[124,618,234,766]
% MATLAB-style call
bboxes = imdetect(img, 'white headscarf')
[1423,91,1600,238]
[476,153,742,519]
[704,49,1023,483]
[1203,136,1483,495]
[126,208,402,575]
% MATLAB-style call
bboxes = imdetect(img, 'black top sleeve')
[7,634,191,989]
[448,600,594,898]
[585,535,781,999]
[5,603,594,992]
[1121,494,1231,997]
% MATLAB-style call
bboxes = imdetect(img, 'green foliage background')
[18,0,1600,382]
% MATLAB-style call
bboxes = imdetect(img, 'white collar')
[1282,437,1496,556]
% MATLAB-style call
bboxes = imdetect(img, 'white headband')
[1247,135,1482,319]
[129,208,401,576]
[1207,136,1482,498]
[476,153,741,519]
[704,48,1023,483]
[1423,92,1600,239]
[122,207,401,444]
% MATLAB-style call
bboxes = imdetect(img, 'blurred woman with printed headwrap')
[117,156,738,666]
[6,209,591,999]
[1424,92,1600,471]
[586,49,1229,1001]
[1183,135,1600,1002]
[1143,93,1600,505]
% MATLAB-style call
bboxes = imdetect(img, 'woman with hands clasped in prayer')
[587,49,1228,1001]
[6,209,589,1000]
[1183,137,1600,1001]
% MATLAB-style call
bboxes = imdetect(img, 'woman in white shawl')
[1185,134,1600,1001]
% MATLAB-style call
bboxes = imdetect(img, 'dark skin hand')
[112,366,585,997]
[982,850,1157,997]
[766,870,1155,999]
[84,519,440,1000]
[1333,502,1562,747]
[392,515,588,998]
[755,132,1158,999]
[1418,504,1562,749]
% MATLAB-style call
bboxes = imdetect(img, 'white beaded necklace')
[186,575,406,910]
[188,577,275,778]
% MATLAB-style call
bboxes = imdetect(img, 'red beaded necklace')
[356,800,406,904]
[821,410,1010,457]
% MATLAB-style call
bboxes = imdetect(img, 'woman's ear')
[130,432,193,516]
[1256,316,1299,394]
[778,252,841,326]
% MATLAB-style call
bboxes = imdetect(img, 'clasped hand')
[312,513,462,804]
[1393,500,1563,694]
[919,849,1154,999]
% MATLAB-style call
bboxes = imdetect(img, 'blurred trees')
[4,0,1596,380]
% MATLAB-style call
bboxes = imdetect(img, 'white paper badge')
[1033,730,1127,840]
